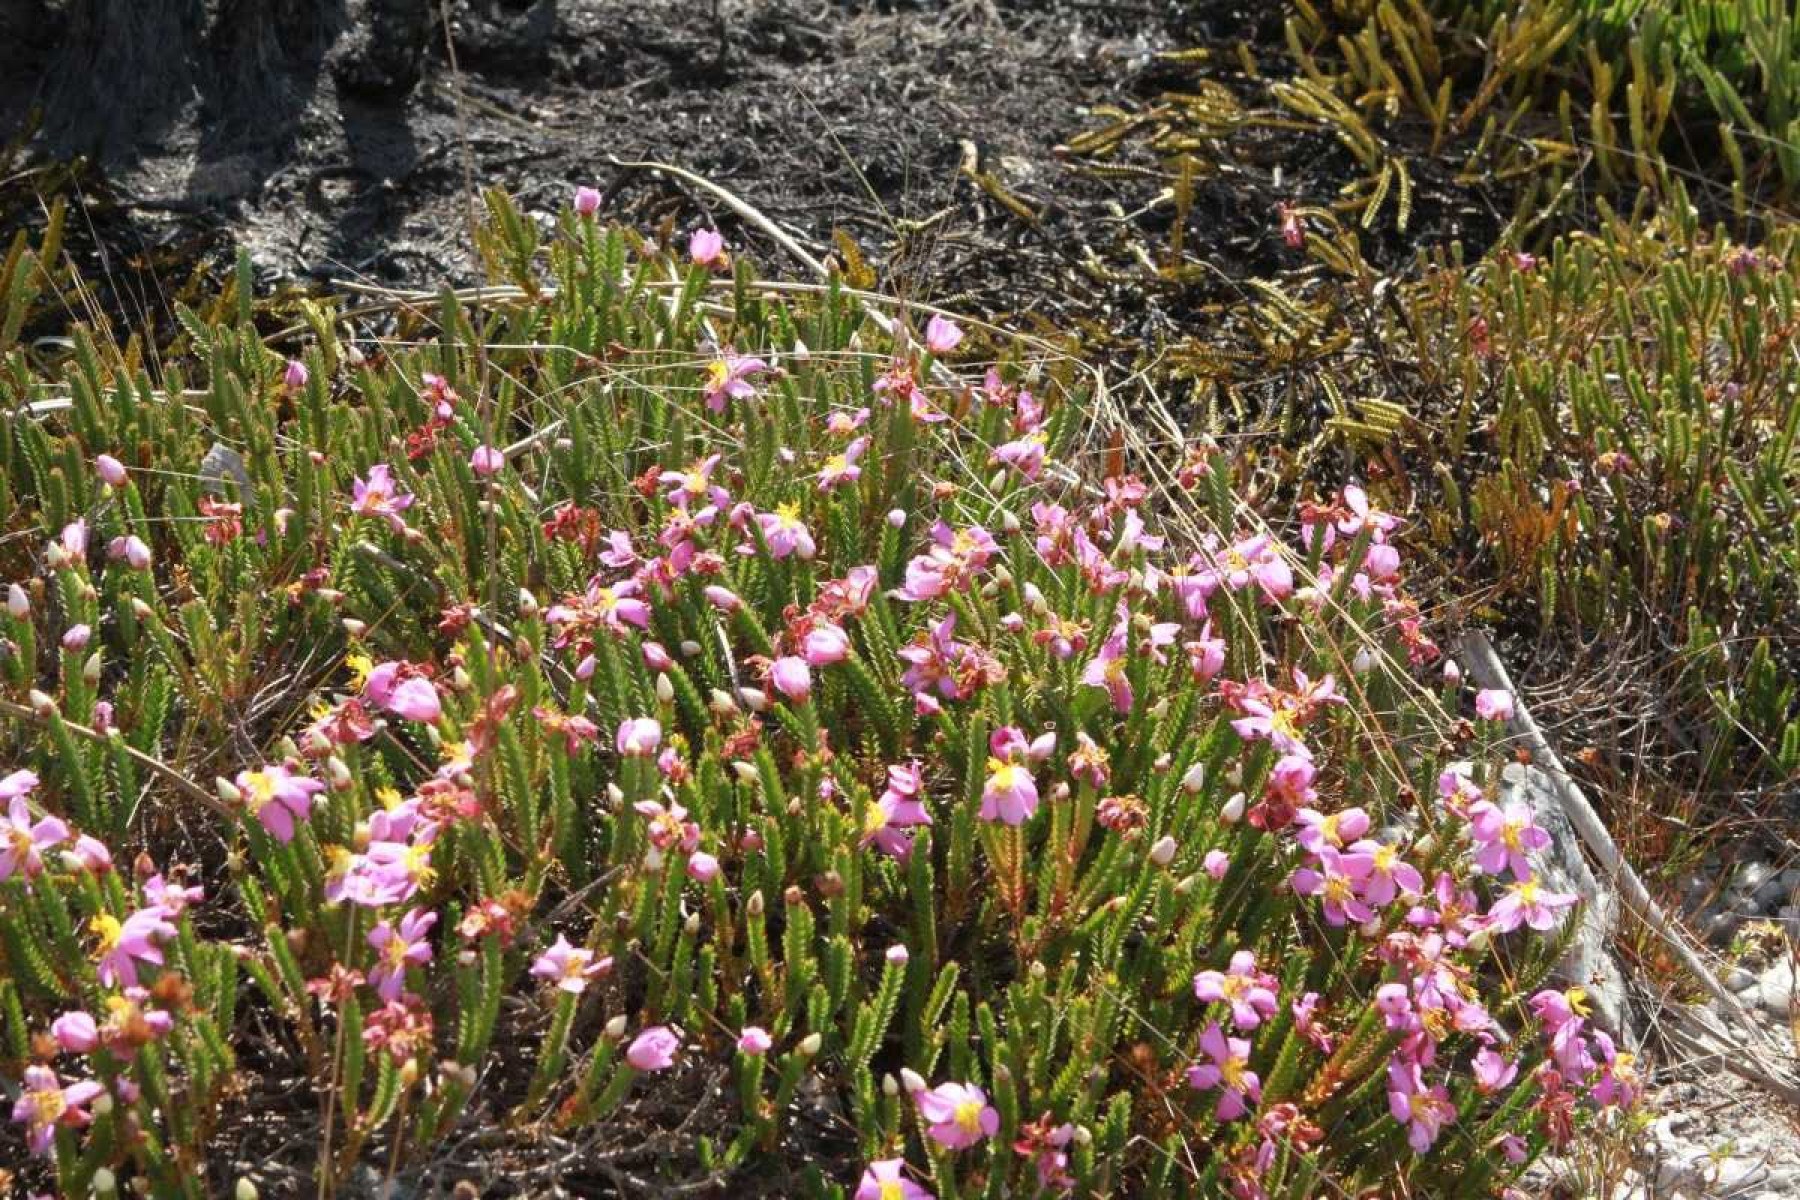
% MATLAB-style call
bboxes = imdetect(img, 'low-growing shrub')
[0,198,1634,1195]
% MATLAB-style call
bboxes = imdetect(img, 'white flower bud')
[882,1073,899,1096]
[681,639,703,657]
[216,777,242,804]
[341,618,366,637]
[684,912,701,936]
[1073,1125,1092,1146]
[1149,836,1177,866]
[1353,646,1375,674]
[709,688,739,716]
[604,1015,628,1040]
[130,597,154,621]
[797,1032,822,1057]
[731,760,759,784]
[91,1092,113,1116]
[5,583,26,618]
[1181,762,1206,793]
[606,782,625,807]
[518,588,539,619]
[83,652,102,683]
[656,673,675,704]
[1000,509,1021,534]
[747,889,765,916]
[900,1067,926,1094]
[28,688,56,715]
[235,1180,260,1200]
[738,687,768,713]
[94,1167,117,1195]
[1221,791,1246,824]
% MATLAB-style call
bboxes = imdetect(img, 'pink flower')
[1474,689,1514,722]
[10,1064,105,1156]
[756,505,815,559]
[702,352,768,411]
[1289,846,1376,926]
[737,1026,772,1056]
[627,1025,679,1071]
[862,762,932,859]
[95,454,128,487]
[1386,1060,1455,1153]
[1187,1022,1260,1120]
[1468,800,1550,881]
[547,579,653,639]
[351,464,415,533]
[1081,628,1134,714]
[92,905,176,989]
[617,717,662,758]
[50,1011,99,1054]
[686,851,720,882]
[1485,877,1577,933]
[817,437,867,491]
[769,655,812,702]
[364,661,442,724]
[1201,534,1293,602]
[1472,1043,1517,1095]
[980,727,1041,825]
[1,790,67,882]
[856,1160,934,1200]
[1347,839,1423,907]
[143,873,203,918]
[573,186,602,217]
[470,445,504,477]
[917,1081,999,1149]
[1203,849,1230,880]
[689,229,727,267]
[235,764,324,844]
[367,907,437,1002]
[992,430,1047,479]
[1193,951,1279,1030]
[284,359,309,391]
[924,314,964,355]
[1294,806,1368,856]
[530,934,608,994]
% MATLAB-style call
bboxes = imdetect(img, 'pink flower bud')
[469,445,504,477]
[51,1011,99,1053]
[95,455,128,487]
[616,717,662,758]
[686,851,720,883]
[737,1026,772,1056]
[573,186,602,217]
[62,624,91,651]
[284,359,309,391]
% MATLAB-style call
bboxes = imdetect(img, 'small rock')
[1732,861,1777,895]
[1724,966,1758,993]
[1703,910,1744,944]
[1754,960,1795,1018]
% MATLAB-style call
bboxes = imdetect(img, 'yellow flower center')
[987,761,1025,792]
[880,1183,904,1200]
[1220,1055,1247,1091]
[241,770,276,812]
[706,360,731,391]
[954,1099,985,1135]
[862,804,889,837]
[1567,986,1591,1018]
[29,1085,66,1124]
[90,913,122,956]
[345,652,373,688]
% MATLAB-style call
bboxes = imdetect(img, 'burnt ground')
[0,0,1498,356]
